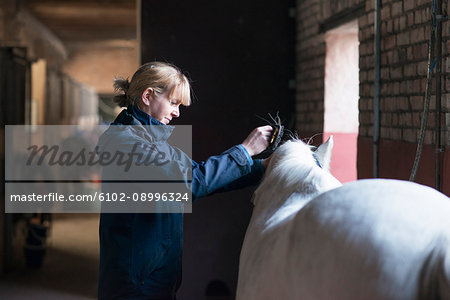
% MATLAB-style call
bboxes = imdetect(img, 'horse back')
[285,179,450,300]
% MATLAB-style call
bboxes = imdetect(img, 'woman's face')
[141,88,181,124]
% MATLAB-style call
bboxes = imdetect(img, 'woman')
[97,62,272,299]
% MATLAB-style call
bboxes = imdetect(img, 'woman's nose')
[172,106,180,118]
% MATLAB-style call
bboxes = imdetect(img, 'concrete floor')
[0,214,100,299]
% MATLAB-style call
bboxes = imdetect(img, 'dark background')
[141,1,295,298]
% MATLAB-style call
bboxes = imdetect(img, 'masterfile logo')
[5,125,193,213]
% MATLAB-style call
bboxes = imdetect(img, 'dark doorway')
[0,46,31,273]
[141,1,295,298]
[0,47,30,126]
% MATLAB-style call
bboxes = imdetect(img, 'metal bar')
[373,0,381,178]
[435,0,442,191]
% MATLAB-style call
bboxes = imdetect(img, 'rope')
[409,0,437,181]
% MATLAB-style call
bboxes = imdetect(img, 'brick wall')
[297,0,367,135]
[296,0,325,134]
[297,0,449,144]
[367,0,448,145]
[296,0,449,192]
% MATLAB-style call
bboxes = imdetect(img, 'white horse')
[237,137,450,300]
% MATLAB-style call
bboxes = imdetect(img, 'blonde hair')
[113,61,191,107]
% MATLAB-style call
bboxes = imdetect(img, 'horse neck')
[252,164,342,227]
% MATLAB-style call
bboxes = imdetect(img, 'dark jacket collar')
[127,105,164,126]
[108,105,173,142]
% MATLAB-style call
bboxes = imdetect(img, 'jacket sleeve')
[191,145,264,201]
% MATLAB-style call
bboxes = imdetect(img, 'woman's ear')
[141,87,154,106]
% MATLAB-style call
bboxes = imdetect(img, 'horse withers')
[237,137,450,300]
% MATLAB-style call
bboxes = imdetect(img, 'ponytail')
[113,77,133,107]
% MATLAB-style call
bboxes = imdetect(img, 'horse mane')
[253,139,325,207]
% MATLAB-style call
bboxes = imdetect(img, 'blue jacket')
[97,105,263,299]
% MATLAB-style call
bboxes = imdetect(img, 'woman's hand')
[241,125,273,156]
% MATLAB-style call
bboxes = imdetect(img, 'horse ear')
[315,136,333,171]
